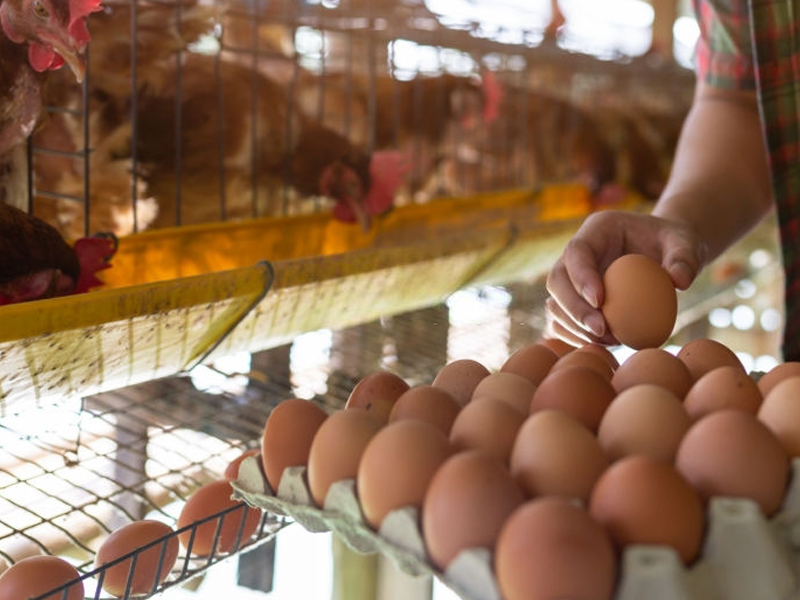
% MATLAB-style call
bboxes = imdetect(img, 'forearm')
[652,82,774,265]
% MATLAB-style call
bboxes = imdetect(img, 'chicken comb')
[481,69,503,124]
[74,232,117,293]
[365,151,413,217]
[68,0,103,45]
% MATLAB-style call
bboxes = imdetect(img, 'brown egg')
[95,520,179,597]
[601,254,677,349]
[759,376,800,457]
[0,556,83,600]
[597,384,690,463]
[307,408,383,507]
[495,498,617,600]
[578,344,620,370]
[224,449,261,481]
[471,372,537,415]
[530,365,616,432]
[550,348,614,380]
[589,455,704,564]
[535,337,576,357]
[177,480,262,556]
[449,397,526,464]
[683,365,763,422]
[345,371,410,424]
[611,347,693,398]
[432,359,491,406]
[757,361,800,398]
[261,398,328,491]
[500,343,558,385]
[389,385,461,435]
[510,409,609,503]
[676,409,789,516]
[422,451,525,570]
[677,338,743,382]
[357,420,452,529]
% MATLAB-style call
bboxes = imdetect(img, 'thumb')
[663,246,704,290]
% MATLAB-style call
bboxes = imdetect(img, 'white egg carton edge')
[231,455,800,600]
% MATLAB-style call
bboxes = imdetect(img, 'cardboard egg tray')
[231,455,800,600]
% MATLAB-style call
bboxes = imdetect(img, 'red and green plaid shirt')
[694,0,800,361]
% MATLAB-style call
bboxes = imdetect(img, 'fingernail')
[582,286,600,309]
[584,313,605,338]
[669,260,693,289]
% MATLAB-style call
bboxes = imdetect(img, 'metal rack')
[1,275,548,599]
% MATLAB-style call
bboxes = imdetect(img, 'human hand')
[545,210,707,346]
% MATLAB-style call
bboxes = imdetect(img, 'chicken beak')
[43,32,88,82]
[57,46,87,83]
[345,194,371,233]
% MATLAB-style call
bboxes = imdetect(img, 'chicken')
[128,52,408,231]
[27,0,217,239]
[0,203,115,303]
[293,69,501,202]
[0,0,117,302]
[0,0,102,204]
[441,84,679,204]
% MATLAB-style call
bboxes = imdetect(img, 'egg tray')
[231,454,800,600]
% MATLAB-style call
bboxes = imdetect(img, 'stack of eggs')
[236,254,800,600]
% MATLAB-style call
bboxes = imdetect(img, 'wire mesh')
[16,0,693,243]
[0,277,547,599]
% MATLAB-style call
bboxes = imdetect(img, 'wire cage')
[1,277,549,599]
[17,0,694,242]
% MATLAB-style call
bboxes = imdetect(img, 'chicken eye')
[33,0,48,18]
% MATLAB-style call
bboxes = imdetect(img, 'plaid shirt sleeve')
[693,0,756,89]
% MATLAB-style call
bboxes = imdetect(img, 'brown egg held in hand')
[261,398,328,491]
[307,408,383,507]
[345,371,410,424]
[759,376,800,457]
[450,397,526,464]
[389,385,461,435]
[177,480,262,556]
[357,420,452,529]
[95,520,179,597]
[471,372,537,415]
[601,254,677,349]
[530,365,616,432]
[422,451,525,570]
[495,498,617,600]
[598,384,690,463]
[432,359,490,406]
[500,343,558,386]
[676,409,790,517]
[590,455,705,565]
[0,556,84,600]
[683,365,763,422]
[611,347,693,398]
[510,409,608,503]
[677,338,743,382]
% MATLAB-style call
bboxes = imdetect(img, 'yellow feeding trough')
[0,185,631,411]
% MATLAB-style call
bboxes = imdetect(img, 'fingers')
[659,226,707,290]
[545,296,619,347]
[544,210,706,349]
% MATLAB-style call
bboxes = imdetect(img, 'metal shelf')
[2,275,548,599]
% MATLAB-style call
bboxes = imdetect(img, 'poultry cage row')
[0,0,699,597]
